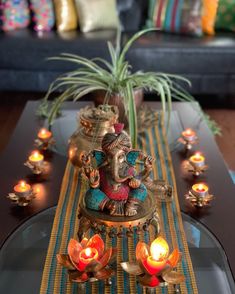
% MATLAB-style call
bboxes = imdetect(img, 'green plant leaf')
[92,57,113,71]
[107,41,117,69]
[49,54,108,76]
[40,28,203,143]
[125,82,137,148]
[119,28,157,68]
[73,86,106,101]
[47,87,76,125]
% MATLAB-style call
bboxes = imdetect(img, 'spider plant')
[39,28,194,147]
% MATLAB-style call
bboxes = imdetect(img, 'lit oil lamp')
[78,247,99,271]
[182,128,196,141]
[7,180,36,206]
[29,150,44,164]
[185,152,208,176]
[24,150,45,174]
[38,128,52,140]
[178,128,198,150]
[185,183,214,207]
[57,234,116,291]
[121,236,184,291]
[35,128,55,150]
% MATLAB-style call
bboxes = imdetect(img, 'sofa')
[1,0,235,97]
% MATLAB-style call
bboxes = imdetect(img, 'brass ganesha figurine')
[80,123,154,217]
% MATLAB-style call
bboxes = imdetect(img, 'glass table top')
[0,207,234,294]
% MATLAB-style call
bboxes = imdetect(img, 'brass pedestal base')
[77,193,160,241]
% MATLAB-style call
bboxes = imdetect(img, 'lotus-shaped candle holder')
[178,128,198,151]
[184,152,208,177]
[121,236,184,289]
[57,234,117,286]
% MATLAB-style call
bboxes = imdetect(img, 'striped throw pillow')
[146,0,202,36]
[202,0,219,35]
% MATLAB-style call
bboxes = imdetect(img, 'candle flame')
[14,180,31,193]
[29,150,44,163]
[85,248,92,257]
[185,128,192,135]
[40,128,47,135]
[32,150,40,158]
[195,152,201,158]
[150,237,169,261]
[198,184,204,191]
[20,180,26,188]
[38,128,51,140]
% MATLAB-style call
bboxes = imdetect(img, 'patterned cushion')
[202,0,219,35]
[29,0,55,31]
[54,0,78,32]
[145,0,202,36]
[75,0,119,33]
[1,0,30,31]
[216,0,235,32]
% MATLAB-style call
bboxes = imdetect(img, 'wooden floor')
[0,92,42,152]
[205,108,235,170]
[0,92,234,170]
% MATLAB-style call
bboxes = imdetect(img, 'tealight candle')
[186,182,213,207]
[145,237,169,275]
[29,150,44,165]
[189,152,205,168]
[121,236,183,288]
[192,183,209,197]
[78,247,99,271]
[25,150,45,174]
[35,128,55,150]
[182,128,197,142]
[37,128,52,142]
[13,180,32,197]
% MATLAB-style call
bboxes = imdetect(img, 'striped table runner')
[40,114,198,294]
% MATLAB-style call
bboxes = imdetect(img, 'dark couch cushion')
[0,29,117,71]
[124,32,235,74]
[124,31,235,94]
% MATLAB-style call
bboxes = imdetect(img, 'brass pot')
[93,88,143,127]
[68,105,118,167]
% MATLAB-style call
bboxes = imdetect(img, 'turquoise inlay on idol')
[129,184,147,202]
[81,123,154,216]
[85,188,107,211]
[126,150,140,166]
[93,150,106,166]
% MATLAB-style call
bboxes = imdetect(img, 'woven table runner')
[40,114,198,294]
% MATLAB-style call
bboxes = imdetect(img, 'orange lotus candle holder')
[185,152,208,176]
[185,183,214,207]
[24,150,46,174]
[57,234,117,289]
[121,236,184,290]
[178,128,198,150]
[7,180,36,206]
[35,128,55,150]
